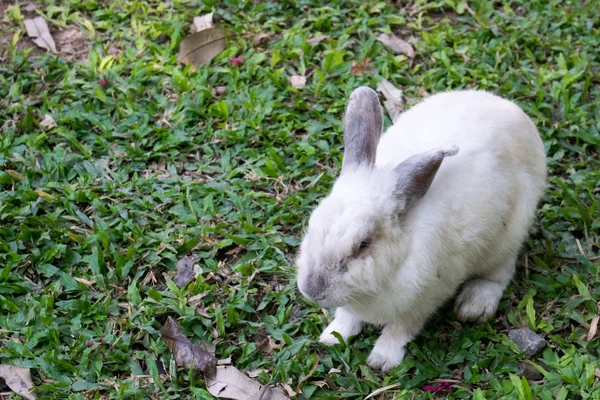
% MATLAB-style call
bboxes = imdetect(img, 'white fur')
[296,90,546,372]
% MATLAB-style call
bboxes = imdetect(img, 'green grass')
[1,0,600,398]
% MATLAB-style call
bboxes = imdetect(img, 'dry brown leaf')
[588,315,599,341]
[160,316,217,375]
[377,33,414,60]
[217,357,232,366]
[296,355,319,393]
[289,75,306,89]
[350,57,372,76]
[307,35,327,45]
[282,383,296,397]
[253,33,272,46]
[0,365,36,400]
[24,17,57,53]
[595,368,600,379]
[364,383,402,400]
[74,277,95,287]
[23,3,37,12]
[40,114,56,129]
[189,291,211,306]
[376,79,403,123]
[198,341,216,356]
[173,255,200,288]
[212,86,227,97]
[206,366,289,400]
[193,11,214,32]
[256,335,280,354]
[178,27,231,70]
[247,369,266,378]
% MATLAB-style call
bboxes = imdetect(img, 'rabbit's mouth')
[314,296,343,309]
[300,285,347,308]
[304,291,344,308]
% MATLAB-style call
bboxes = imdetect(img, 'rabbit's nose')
[303,273,327,302]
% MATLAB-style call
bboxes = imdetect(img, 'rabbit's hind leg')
[453,256,516,324]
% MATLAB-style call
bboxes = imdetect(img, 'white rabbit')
[295,87,546,372]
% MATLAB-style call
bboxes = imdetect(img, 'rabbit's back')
[377,90,545,174]
[370,91,546,320]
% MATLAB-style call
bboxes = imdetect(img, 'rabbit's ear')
[394,146,459,210]
[342,87,383,170]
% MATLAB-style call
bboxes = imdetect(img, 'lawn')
[1,0,599,399]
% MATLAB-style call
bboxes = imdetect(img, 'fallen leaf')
[365,383,402,400]
[350,57,372,76]
[178,27,231,70]
[34,189,55,200]
[74,277,95,287]
[206,366,289,400]
[212,86,227,97]
[595,368,600,379]
[289,75,306,89]
[199,341,216,356]
[376,79,403,123]
[188,290,211,306]
[160,316,217,375]
[39,114,56,129]
[24,17,57,53]
[282,383,296,397]
[377,33,414,61]
[22,276,43,292]
[23,3,37,12]
[217,357,232,365]
[588,315,599,341]
[307,35,327,45]
[6,170,25,181]
[173,255,200,288]
[296,355,319,393]
[0,365,36,400]
[256,335,280,354]
[253,33,272,46]
[193,11,214,32]
[247,369,266,378]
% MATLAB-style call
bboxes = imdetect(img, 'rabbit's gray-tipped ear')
[342,86,383,170]
[394,146,459,209]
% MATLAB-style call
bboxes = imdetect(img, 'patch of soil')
[54,28,89,62]
[0,2,89,62]
[0,1,44,57]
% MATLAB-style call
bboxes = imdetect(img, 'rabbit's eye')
[352,238,372,257]
[358,239,371,251]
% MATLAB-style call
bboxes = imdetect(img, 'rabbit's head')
[296,87,458,308]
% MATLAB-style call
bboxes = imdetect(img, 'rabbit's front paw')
[319,308,364,345]
[319,329,342,345]
[367,345,406,372]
